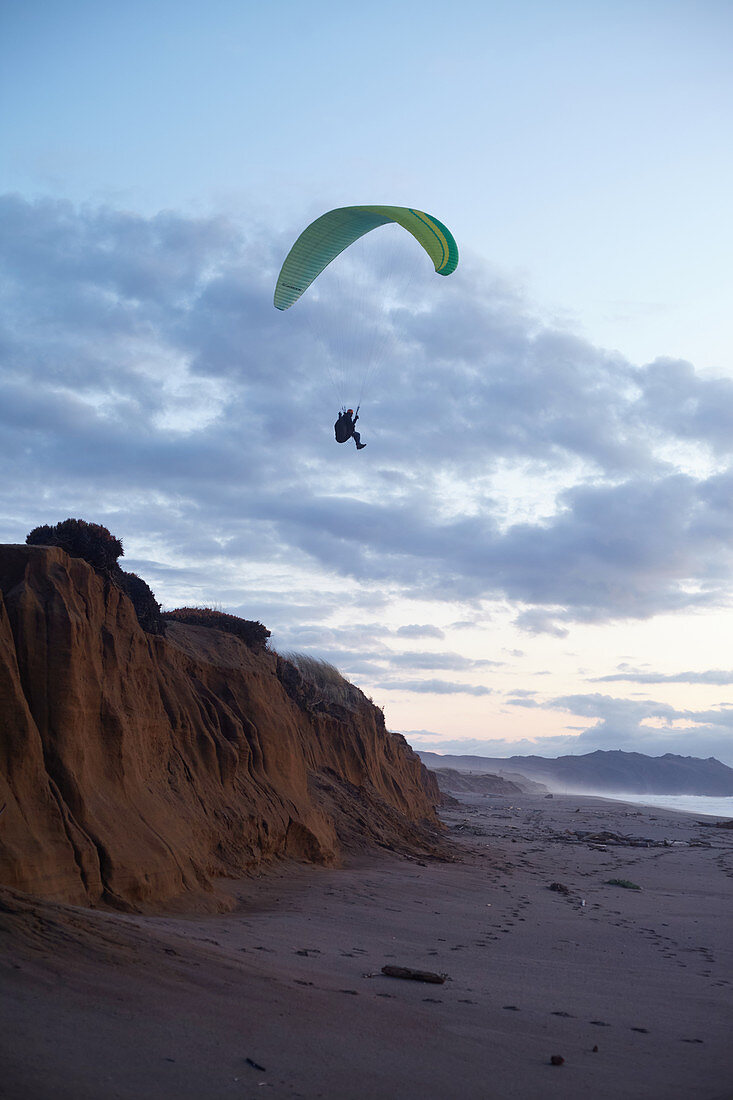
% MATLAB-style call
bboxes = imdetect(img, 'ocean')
[599,793,733,819]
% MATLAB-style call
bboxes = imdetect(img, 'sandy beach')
[2,791,732,1100]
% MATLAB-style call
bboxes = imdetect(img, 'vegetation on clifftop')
[162,607,271,652]
[27,518,123,577]
[26,519,162,636]
[283,652,367,710]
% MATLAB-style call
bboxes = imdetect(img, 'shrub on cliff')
[117,571,165,635]
[26,518,123,577]
[163,607,271,651]
[25,518,164,636]
[283,652,364,709]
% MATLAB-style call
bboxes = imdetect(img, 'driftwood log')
[381,965,446,984]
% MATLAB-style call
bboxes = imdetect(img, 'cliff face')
[431,768,528,797]
[0,545,440,909]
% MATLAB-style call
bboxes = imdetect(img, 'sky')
[2,1,733,765]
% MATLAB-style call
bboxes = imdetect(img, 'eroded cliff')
[0,545,440,908]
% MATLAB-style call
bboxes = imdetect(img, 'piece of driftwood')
[381,965,446,984]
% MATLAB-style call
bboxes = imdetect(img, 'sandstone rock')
[0,545,441,908]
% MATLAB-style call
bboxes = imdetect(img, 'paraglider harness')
[334,406,359,444]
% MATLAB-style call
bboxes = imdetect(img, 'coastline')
[1,792,732,1099]
[561,791,733,820]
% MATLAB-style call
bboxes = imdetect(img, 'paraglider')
[274,205,459,311]
[273,205,459,448]
[334,407,366,449]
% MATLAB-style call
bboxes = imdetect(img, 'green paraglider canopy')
[274,205,459,310]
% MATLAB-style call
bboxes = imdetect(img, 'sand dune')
[2,792,732,1099]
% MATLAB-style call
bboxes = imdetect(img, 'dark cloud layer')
[4,194,733,653]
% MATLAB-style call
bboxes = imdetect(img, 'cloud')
[593,668,733,685]
[505,694,542,708]
[405,732,582,757]
[394,623,445,639]
[549,693,679,723]
[637,357,733,458]
[387,650,502,671]
[5,193,733,645]
[521,692,733,766]
[377,679,493,696]
[513,610,569,638]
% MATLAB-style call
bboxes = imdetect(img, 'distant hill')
[417,749,733,796]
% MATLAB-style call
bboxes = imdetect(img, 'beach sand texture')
[1,792,732,1099]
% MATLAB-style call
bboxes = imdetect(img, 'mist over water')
[600,793,733,819]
